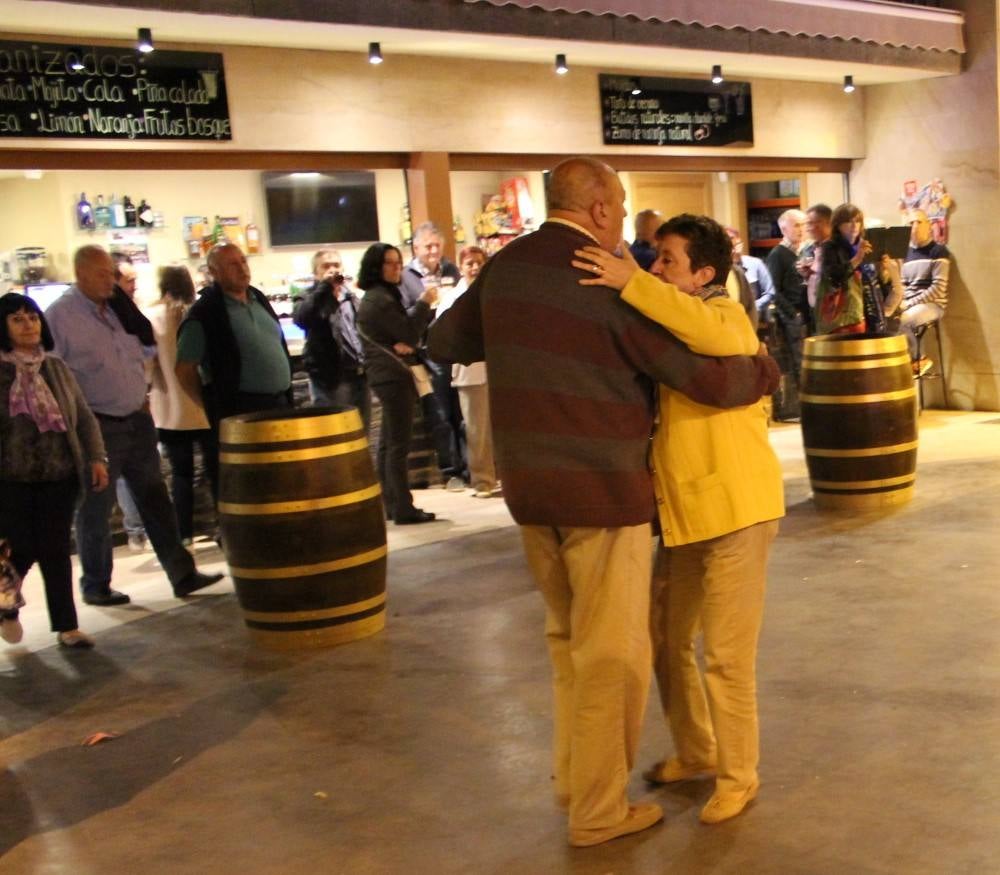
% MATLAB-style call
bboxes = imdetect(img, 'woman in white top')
[437,246,498,498]
[147,266,217,544]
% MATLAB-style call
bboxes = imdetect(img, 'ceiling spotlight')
[843,74,855,93]
[137,27,154,54]
[68,47,85,71]
[631,79,642,96]
[711,64,723,85]
[555,53,568,75]
[368,42,383,65]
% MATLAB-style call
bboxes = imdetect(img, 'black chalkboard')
[0,40,231,140]
[599,74,753,148]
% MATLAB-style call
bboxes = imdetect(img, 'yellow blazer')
[621,271,785,547]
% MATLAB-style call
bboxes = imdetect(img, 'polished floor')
[2,411,999,874]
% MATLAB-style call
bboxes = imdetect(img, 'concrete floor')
[1,411,999,874]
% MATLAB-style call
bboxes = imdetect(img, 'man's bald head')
[633,209,662,244]
[547,157,626,250]
[73,245,115,304]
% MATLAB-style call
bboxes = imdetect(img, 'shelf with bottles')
[75,192,163,232]
[182,215,262,259]
[745,179,800,254]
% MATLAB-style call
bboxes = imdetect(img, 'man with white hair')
[765,209,807,419]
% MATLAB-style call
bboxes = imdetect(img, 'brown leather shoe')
[700,781,760,824]
[568,802,663,847]
[643,756,716,784]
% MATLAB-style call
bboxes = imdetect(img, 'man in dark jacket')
[293,248,369,426]
[175,243,292,426]
[429,157,778,848]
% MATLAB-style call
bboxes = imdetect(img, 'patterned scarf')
[0,348,68,433]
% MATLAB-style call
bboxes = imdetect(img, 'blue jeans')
[309,375,372,430]
[116,477,145,538]
[77,411,195,597]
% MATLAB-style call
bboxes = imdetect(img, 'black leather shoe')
[173,570,224,598]
[395,509,436,525]
[83,589,131,607]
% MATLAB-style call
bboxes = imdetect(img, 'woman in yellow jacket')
[573,214,784,825]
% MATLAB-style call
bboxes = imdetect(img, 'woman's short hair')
[656,214,733,287]
[458,245,487,265]
[158,265,196,303]
[357,243,402,291]
[0,293,55,352]
[831,203,865,236]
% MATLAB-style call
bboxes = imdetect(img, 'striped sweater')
[427,221,779,528]
[901,242,950,311]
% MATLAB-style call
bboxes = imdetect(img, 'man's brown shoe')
[643,756,716,784]
[699,781,760,824]
[568,802,663,847]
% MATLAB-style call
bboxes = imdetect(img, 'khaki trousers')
[457,384,496,492]
[520,523,653,830]
[651,520,778,796]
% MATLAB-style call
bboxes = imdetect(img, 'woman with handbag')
[0,293,109,648]
[814,203,902,336]
[357,243,440,525]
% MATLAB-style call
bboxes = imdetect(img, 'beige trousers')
[651,520,779,796]
[457,384,496,492]
[520,523,653,830]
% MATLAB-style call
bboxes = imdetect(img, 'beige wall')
[851,0,1000,410]
[0,39,866,159]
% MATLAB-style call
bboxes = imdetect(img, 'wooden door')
[629,172,710,222]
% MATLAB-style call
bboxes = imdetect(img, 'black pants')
[0,478,80,632]
[372,380,418,520]
[158,428,219,541]
[427,361,466,479]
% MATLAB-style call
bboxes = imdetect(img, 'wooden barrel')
[800,334,918,510]
[218,406,387,650]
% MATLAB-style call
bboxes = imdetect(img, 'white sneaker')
[127,533,147,553]
[1,616,24,644]
[445,477,466,492]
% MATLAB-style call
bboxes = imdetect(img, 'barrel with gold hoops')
[218,406,387,650]
[800,333,918,510]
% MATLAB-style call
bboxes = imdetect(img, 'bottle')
[453,215,466,246]
[399,205,412,246]
[246,220,260,254]
[212,215,225,245]
[137,199,154,228]
[123,195,137,228]
[76,193,94,230]
[94,195,112,230]
[110,193,126,229]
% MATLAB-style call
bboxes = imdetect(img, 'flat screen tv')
[262,171,380,246]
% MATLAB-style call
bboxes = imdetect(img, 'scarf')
[0,348,68,433]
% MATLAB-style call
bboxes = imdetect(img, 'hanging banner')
[599,74,753,147]
[0,40,232,141]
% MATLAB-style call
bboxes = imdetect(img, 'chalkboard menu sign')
[600,74,752,148]
[0,40,232,140]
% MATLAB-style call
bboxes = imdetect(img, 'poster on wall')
[599,74,753,147]
[0,40,231,140]
[899,178,952,243]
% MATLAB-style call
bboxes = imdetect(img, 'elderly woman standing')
[0,293,109,648]
[147,266,217,545]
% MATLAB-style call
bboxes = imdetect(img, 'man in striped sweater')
[897,209,950,371]
[428,157,778,848]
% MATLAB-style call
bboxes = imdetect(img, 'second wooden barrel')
[800,334,918,510]
[218,406,387,650]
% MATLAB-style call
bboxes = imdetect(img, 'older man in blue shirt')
[46,245,223,606]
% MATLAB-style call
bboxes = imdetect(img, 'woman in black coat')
[357,244,439,525]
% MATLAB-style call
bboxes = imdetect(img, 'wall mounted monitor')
[262,171,380,246]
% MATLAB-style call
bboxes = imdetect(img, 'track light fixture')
[555,53,568,75]
[631,79,642,96]
[137,27,154,54]
[368,42,383,65]
[68,47,85,71]
[711,64,723,85]
[843,74,855,93]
